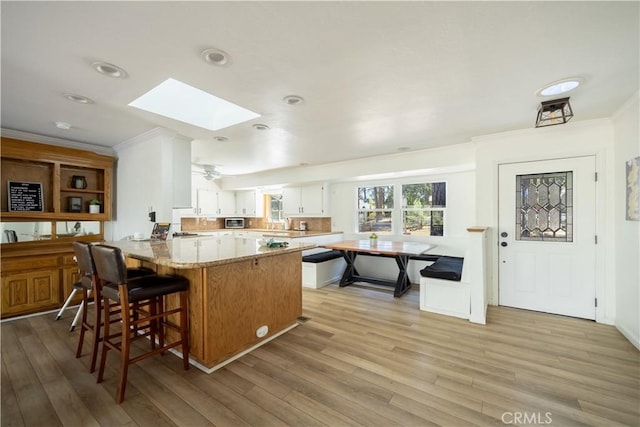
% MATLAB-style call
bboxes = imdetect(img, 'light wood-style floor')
[2,283,639,427]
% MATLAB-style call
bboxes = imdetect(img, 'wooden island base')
[135,250,302,371]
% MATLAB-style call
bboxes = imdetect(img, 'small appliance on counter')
[225,217,245,229]
[299,221,307,231]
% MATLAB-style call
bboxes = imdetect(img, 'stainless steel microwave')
[225,218,245,229]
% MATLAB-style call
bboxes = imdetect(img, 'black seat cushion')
[126,267,155,279]
[420,256,464,281]
[102,275,189,303]
[302,250,343,263]
[410,254,442,262]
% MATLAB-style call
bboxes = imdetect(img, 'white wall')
[474,119,616,324]
[612,92,640,349]
[219,142,476,190]
[329,154,477,281]
[112,128,192,240]
[330,169,476,240]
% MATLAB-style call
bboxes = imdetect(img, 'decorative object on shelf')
[71,175,87,189]
[68,196,82,212]
[88,198,101,214]
[535,97,573,128]
[369,232,378,245]
[7,181,43,212]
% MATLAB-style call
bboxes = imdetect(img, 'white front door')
[498,156,597,320]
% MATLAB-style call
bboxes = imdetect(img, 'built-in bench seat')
[420,256,464,281]
[302,250,345,289]
[419,255,469,319]
[410,253,442,262]
[302,250,343,263]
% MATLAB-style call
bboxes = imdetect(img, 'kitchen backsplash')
[181,216,331,232]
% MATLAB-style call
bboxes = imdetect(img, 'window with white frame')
[357,185,394,233]
[401,182,446,236]
[356,182,446,235]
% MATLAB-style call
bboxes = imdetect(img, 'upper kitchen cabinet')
[194,189,217,215]
[237,190,257,216]
[217,191,236,216]
[1,137,114,220]
[193,189,236,216]
[283,184,326,216]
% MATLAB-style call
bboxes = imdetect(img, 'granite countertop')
[253,229,343,239]
[106,235,316,269]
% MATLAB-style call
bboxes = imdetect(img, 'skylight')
[128,78,260,131]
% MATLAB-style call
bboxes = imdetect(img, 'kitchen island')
[107,235,315,372]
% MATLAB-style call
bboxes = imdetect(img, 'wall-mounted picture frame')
[68,196,83,213]
[626,156,640,221]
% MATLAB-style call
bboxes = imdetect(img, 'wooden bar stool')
[90,244,189,403]
[72,241,155,373]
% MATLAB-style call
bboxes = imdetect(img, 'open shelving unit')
[1,137,115,318]
[1,139,113,221]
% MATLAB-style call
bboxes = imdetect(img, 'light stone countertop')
[106,235,316,269]
[254,230,343,239]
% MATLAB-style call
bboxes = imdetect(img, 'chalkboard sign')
[8,181,44,212]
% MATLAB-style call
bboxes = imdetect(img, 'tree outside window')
[401,182,446,236]
[357,186,393,233]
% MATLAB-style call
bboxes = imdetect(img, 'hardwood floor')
[2,283,638,426]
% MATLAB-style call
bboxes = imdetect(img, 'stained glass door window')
[515,171,573,242]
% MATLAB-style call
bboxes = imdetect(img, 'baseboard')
[616,322,640,350]
[420,305,469,320]
[469,303,487,325]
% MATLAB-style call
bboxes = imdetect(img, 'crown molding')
[114,127,192,152]
[0,128,116,156]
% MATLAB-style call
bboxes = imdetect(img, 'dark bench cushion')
[420,256,464,281]
[410,253,442,262]
[302,250,343,263]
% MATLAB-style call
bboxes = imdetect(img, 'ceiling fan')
[192,164,222,181]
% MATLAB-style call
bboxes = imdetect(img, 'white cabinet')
[283,185,325,216]
[236,190,257,216]
[195,189,217,215]
[217,191,236,216]
[193,189,235,216]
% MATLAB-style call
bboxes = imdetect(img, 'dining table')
[322,239,436,297]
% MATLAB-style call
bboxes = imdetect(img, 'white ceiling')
[2,2,638,177]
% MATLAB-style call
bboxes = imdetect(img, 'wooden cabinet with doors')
[1,254,61,316]
[0,137,114,318]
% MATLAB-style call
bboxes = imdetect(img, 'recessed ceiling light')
[201,48,230,66]
[63,93,94,104]
[397,146,411,152]
[55,121,72,130]
[252,123,270,131]
[128,78,260,131]
[536,77,582,97]
[213,136,228,142]
[283,95,304,105]
[92,61,128,79]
